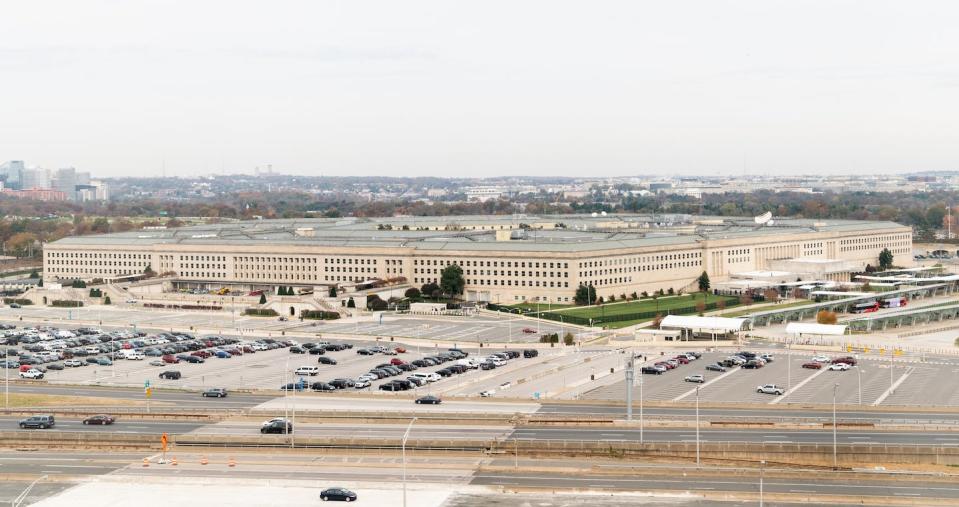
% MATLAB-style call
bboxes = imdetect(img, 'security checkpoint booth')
[658,315,750,342]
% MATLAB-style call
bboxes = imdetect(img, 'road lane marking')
[770,366,828,404]
[673,366,739,401]
[873,366,914,406]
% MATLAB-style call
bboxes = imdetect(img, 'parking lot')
[0,322,607,399]
[583,349,959,407]
[0,305,580,344]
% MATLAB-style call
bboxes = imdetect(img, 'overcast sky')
[2,1,957,178]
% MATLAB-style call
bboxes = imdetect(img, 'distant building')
[0,161,25,189]
[1,188,68,201]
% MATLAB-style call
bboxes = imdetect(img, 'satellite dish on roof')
[754,211,772,225]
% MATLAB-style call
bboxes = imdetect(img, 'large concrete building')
[42,214,912,304]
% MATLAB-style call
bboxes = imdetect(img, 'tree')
[103,296,111,305]
[878,248,894,270]
[630,292,638,300]
[563,332,575,346]
[328,286,338,297]
[608,294,616,302]
[6,232,38,257]
[28,270,39,279]
[695,300,706,315]
[421,282,440,299]
[739,294,753,306]
[763,288,779,303]
[697,271,711,297]
[346,297,355,308]
[404,287,421,299]
[143,264,156,277]
[259,293,267,305]
[574,284,596,305]
[439,264,465,299]
[651,313,664,329]
[817,310,838,325]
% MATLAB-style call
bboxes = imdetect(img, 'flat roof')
[46,214,910,254]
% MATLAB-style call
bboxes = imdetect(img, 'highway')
[6,416,959,446]
[3,384,277,408]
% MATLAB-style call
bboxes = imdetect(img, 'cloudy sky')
[2,1,957,178]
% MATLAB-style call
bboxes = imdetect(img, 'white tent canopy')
[660,315,748,332]
[785,323,847,336]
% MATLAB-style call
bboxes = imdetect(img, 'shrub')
[346,297,355,308]
[51,300,83,307]
[3,298,32,305]
[244,308,278,317]
[301,310,341,320]
[103,296,111,305]
[817,310,838,325]
[667,287,675,295]
[259,293,267,305]
[563,332,574,346]
[630,292,638,300]
[405,288,421,299]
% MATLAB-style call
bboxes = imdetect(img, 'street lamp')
[857,367,863,405]
[759,460,766,507]
[639,363,644,443]
[832,382,839,469]
[695,384,701,466]
[402,417,418,507]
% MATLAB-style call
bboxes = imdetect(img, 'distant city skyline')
[3,1,958,178]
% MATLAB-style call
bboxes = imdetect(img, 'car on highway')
[261,417,288,428]
[812,355,830,363]
[828,363,851,371]
[522,327,536,334]
[415,395,442,405]
[641,366,663,375]
[320,487,357,502]
[82,414,115,425]
[261,420,292,434]
[756,384,785,395]
[159,370,182,380]
[18,415,55,429]
[479,389,495,397]
[802,362,823,369]
[705,363,726,372]
[202,388,228,397]
[684,374,705,383]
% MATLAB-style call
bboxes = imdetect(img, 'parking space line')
[770,366,828,405]
[873,366,914,406]
[672,366,739,401]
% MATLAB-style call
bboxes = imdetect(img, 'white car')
[354,379,372,389]
[684,374,705,383]
[64,359,83,367]
[479,389,496,397]
[126,299,138,304]
[828,363,851,371]
[149,359,165,366]
[382,349,398,356]
[20,369,44,379]
[756,384,785,395]
[812,355,830,363]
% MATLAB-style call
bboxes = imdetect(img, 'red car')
[82,414,115,425]
[802,362,823,369]
[192,351,211,358]
[831,356,857,366]
[242,346,255,354]
[655,361,675,370]
[121,343,133,350]
[674,356,690,364]
[162,354,179,364]
[522,328,536,334]
[390,358,405,366]
[395,347,407,353]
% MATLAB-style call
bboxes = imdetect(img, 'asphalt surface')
[3,384,277,408]
[508,427,959,445]
[470,471,959,500]
[1,416,205,434]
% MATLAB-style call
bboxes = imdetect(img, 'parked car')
[831,356,857,366]
[415,395,442,405]
[353,379,371,389]
[161,354,179,364]
[811,355,830,363]
[756,384,785,395]
[320,488,357,502]
[802,362,823,369]
[159,370,182,380]
[329,378,355,389]
[82,414,115,425]
[684,374,705,383]
[317,356,337,365]
[149,359,165,367]
[311,382,336,392]
[523,349,539,358]
[828,363,851,371]
[289,346,306,354]
[705,363,726,372]
[479,389,496,397]
[64,359,83,367]
[18,414,55,429]
[19,369,44,379]
[202,388,228,397]
[641,366,663,375]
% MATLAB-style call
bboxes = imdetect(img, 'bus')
[850,301,880,313]
[880,296,908,309]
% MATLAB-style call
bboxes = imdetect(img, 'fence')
[488,299,738,326]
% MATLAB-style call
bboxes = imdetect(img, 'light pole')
[832,382,839,469]
[857,367,863,405]
[402,417,417,507]
[640,364,644,443]
[625,355,633,421]
[695,384,701,466]
[759,460,766,507]
[786,339,791,393]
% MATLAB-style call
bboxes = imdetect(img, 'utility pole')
[832,383,839,469]
[625,354,634,421]
[695,384,701,466]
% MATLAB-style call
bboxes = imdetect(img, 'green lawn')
[718,299,818,317]
[557,294,734,319]
[506,302,574,312]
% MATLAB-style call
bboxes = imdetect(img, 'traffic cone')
[171,456,178,466]
[228,457,236,467]
[200,455,208,466]
[142,458,149,467]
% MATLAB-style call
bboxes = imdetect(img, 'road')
[508,427,959,445]
[2,384,277,408]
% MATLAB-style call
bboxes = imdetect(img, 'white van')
[455,359,477,369]
[122,350,144,360]
[294,366,320,376]
[411,372,441,383]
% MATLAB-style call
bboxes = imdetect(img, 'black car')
[159,370,182,379]
[415,395,441,404]
[46,363,64,371]
[289,346,306,354]
[480,361,496,370]
[329,378,355,389]
[411,359,429,367]
[320,488,356,502]
[317,356,337,365]
[184,355,204,364]
[356,348,374,355]
[705,363,727,372]
[261,420,293,434]
[311,382,336,392]
[436,368,453,377]
[202,388,228,397]
[309,347,326,355]
[19,415,55,429]
[641,366,663,375]
[523,349,539,358]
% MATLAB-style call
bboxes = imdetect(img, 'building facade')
[43,214,912,304]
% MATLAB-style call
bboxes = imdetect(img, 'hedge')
[51,300,84,308]
[244,308,279,317]
[2,298,32,305]
[301,310,340,320]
